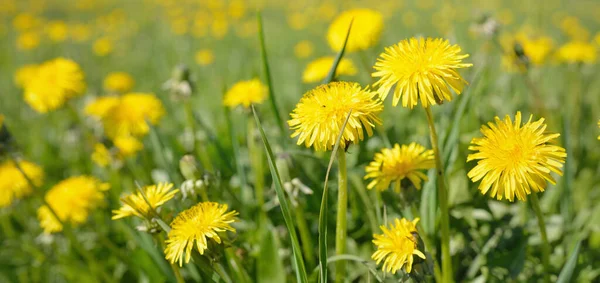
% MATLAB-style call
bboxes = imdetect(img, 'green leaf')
[251,106,309,283]
[557,241,581,283]
[257,226,287,283]
[323,19,353,84]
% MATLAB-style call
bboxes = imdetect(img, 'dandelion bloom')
[0,160,44,207]
[502,32,554,68]
[164,202,238,266]
[46,21,68,42]
[223,79,268,109]
[37,176,109,233]
[372,38,472,109]
[24,58,86,113]
[84,96,120,120]
[302,56,357,83]
[104,72,135,93]
[102,93,165,139]
[556,41,597,64]
[372,218,426,274]
[294,40,314,59]
[91,143,111,167]
[93,37,113,56]
[327,9,384,52]
[17,31,40,50]
[288,82,383,151]
[194,49,215,66]
[114,135,144,157]
[467,112,566,202]
[112,183,179,220]
[14,64,38,88]
[365,143,434,192]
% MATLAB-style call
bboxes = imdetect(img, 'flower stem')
[529,192,551,282]
[295,203,316,268]
[335,147,348,283]
[247,117,265,207]
[424,106,453,283]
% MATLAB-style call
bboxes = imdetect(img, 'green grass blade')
[310,255,383,282]
[556,241,581,283]
[257,226,287,283]
[251,106,308,283]
[257,11,285,137]
[323,19,353,84]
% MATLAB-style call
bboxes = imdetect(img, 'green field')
[1,0,599,282]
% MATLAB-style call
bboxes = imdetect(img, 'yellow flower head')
[195,49,215,66]
[104,72,135,93]
[288,82,383,151]
[47,21,68,42]
[302,56,357,83]
[556,41,597,64]
[365,143,435,192]
[24,58,86,113]
[0,160,44,208]
[91,143,112,167]
[112,183,179,220]
[38,176,109,233]
[294,40,314,59]
[102,93,165,139]
[327,9,384,52]
[223,79,268,109]
[17,31,40,50]
[93,37,114,56]
[114,135,144,157]
[372,38,472,109]
[372,218,426,274]
[84,96,120,120]
[467,112,566,202]
[14,64,38,88]
[164,202,238,266]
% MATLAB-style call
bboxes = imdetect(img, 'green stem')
[155,233,185,283]
[296,204,316,268]
[335,148,348,283]
[424,107,453,283]
[184,103,213,172]
[530,193,551,282]
[247,117,265,207]
[409,205,442,282]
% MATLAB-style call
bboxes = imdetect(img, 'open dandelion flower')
[104,72,135,93]
[24,58,86,113]
[38,176,109,233]
[467,112,566,202]
[112,183,179,220]
[14,64,38,88]
[302,56,357,83]
[372,218,426,274]
[114,135,144,157]
[102,93,165,139]
[288,82,383,151]
[372,38,472,109]
[556,41,597,64]
[0,160,44,208]
[91,143,112,167]
[327,9,384,52]
[164,202,238,266]
[85,96,120,120]
[223,79,268,109]
[365,143,434,192]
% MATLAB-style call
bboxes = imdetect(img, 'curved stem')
[335,148,348,283]
[424,107,453,283]
[530,193,551,282]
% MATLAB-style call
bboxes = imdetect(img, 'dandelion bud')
[179,154,201,180]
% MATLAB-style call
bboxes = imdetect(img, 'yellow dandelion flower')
[103,72,135,93]
[17,31,40,50]
[112,183,179,220]
[70,24,92,42]
[467,112,566,202]
[302,56,357,83]
[294,40,314,59]
[365,143,435,192]
[211,18,229,39]
[85,96,120,120]
[194,49,215,66]
[372,218,426,274]
[103,93,165,139]
[93,37,114,56]
[556,41,597,64]
[0,160,44,207]
[327,9,384,52]
[288,12,309,31]
[38,176,109,233]
[288,82,383,151]
[223,79,268,109]
[46,21,68,42]
[518,35,554,66]
[12,13,40,31]
[164,202,238,266]
[24,58,86,113]
[228,0,246,20]
[372,38,472,109]
[14,64,38,88]
[91,143,111,167]
[114,135,143,157]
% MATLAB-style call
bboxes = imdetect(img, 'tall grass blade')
[251,106,308,283]
[556,241,581,283]
[323,19,353,84]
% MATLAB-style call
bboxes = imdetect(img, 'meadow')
[1,0,599,282]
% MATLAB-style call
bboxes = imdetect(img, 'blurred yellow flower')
[104,72,135,93]
[211,18,229,39]
[112,183,179,220]
[17,31,40,50]
[194,49,215,66]
[14,64,38,88]
[327,9,384,52]
[85,96,120,119]
[302,56,357,83]
[560,16,590,41]
[228,0,246,19]
[365,143,434,192]
[93,37,114,56]
[24,58,86,113]
[38,176,109,233]
[47,21,68,42]
[520,35,555,66]
[164,202,238,266]
[70,24,92,42]
[294,40,314,59]
[467,112,566,202]
[12,13,39,31]
[373,38,472,109]
[0,114,3,128]
[114,135,143,157]
[102,93,165,139]
[91,143,111,167]
[288,82,383,151]
[556,41,597,64]
[223,79,268,109]
[0,160,44,208]
[372,218,426,274]
[288,12,309,31]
